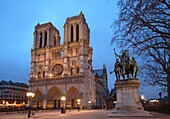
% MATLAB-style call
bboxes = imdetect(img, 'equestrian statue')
[111,49,138,80]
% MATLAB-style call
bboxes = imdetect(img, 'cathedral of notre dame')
[29,12,108,109]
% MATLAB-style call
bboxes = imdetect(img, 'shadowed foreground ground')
[0,109,170,119]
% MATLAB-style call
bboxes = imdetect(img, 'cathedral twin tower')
[29,12,96,109]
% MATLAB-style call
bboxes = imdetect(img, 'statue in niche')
[113,49,138,80]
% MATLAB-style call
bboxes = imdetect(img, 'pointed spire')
[79,11,84,16]
[103,63,107,74]
[79,11,85,19]
[103,63,106,69]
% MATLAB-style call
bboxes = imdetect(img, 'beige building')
[0,80,28,108]
[29,12,96,109]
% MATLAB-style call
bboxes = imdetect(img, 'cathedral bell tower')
[63,12,93,76]
[30,22,61,80]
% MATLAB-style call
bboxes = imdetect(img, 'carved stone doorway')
[53,100,56,109]
[71,99,75,108]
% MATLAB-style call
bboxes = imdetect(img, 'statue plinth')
[108,79,153,117]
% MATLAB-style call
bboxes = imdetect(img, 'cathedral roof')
[35,22,59,32]
[66,11,85,22]
[94,69,104,78]
[94,64,107,78]
[0,80,28,88]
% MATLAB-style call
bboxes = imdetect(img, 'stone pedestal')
[108,79,153,117]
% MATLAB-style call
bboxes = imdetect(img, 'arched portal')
[66,86,80,109]
[33,90,43,108]
[47,86,62,109]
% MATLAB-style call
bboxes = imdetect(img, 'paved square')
[0,109,170,119]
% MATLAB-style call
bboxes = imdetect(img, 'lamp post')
[61,96,66,114]
[61,73,68,114]
[140,94,145,107]
[88,100,91,110]
[26,92,35,118]
[77,99,81,112]
[141,95,145,100]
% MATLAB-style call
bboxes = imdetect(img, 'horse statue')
[113,49,138,80]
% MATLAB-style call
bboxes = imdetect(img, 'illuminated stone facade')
[29,12,96,109]
[94,64,109,108]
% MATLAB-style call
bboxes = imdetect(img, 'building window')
[44,31,47,47]
[77,67,79,74]
[70,49,73,56]
[54,37,56,46]
[38,72,41,78]
[44,53,46,59]
[76,48,79,55]
[76,24,79,41]
[54,52,59,58]
[39,32,42,48]
[52,51,55,59]
[71,68,73,75]
[43,71,45,77]
[38,54,41,60]
[71,25,74,42]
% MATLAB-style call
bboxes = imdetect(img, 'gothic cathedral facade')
[29,12,96,109]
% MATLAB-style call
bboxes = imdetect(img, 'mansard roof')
[0,80,28,88]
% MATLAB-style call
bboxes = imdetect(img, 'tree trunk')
[167,73,170,105]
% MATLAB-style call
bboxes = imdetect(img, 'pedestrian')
[78,106,80,112]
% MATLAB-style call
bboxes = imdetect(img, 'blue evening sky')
[0,0,163,99]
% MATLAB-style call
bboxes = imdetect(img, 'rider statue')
[114,49,130,79]
[113,49,138,80]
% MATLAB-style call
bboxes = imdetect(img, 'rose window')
[53,64,63,75]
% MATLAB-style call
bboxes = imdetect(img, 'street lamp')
[77,99,81,112]
[140,94,145,107]
[141,95,145,100]
[26,92,35,118]
[61,96,66,114]
[77,99,81,104]
[61,73,68,113]
[88,100,91,110]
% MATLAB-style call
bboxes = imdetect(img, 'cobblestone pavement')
[0,109,170,119]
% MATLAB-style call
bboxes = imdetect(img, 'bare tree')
[112,0,170,104]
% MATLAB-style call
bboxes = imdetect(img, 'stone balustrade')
[29,75,85,87]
